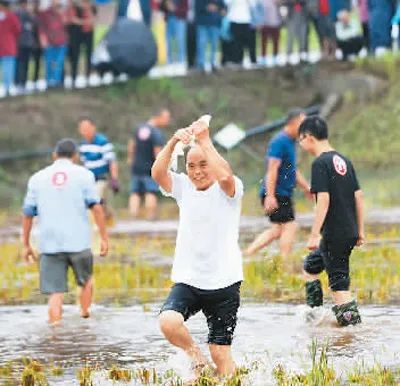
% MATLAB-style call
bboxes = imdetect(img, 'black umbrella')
[93,18,158,77]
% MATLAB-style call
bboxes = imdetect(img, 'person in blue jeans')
[368,0,395,52]
[38,0,67,88]
[161,0,188,64]
[0,0,21,96]
[195,0,225,71]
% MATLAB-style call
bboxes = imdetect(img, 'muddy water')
[0,303,399,384]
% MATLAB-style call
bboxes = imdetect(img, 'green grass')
[1,226,399,306]
[2,342,399,385]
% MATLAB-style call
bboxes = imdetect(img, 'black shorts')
[160,282,241,345]
[261,195,295,224]
[303,238,357,291]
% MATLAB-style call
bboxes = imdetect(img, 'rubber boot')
[305,280,323,308]
[332,300,362,327]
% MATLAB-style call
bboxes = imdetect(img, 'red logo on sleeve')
[52,172,68,187]
[333,155,347,176]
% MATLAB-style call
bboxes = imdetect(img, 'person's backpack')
[305,0,319,18]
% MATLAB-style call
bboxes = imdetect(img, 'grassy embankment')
[1,56,400,217]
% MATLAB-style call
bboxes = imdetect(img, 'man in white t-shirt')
[151,118,244,376]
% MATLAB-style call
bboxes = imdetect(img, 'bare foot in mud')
[81,309,91,319]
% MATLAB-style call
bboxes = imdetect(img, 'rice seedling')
[49,363,64,377]
[20,359,48,386]
[134,367,158,384]
[76,364,94,386]
[108,365,132,382]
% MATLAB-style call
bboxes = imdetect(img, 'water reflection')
[0,304,399,384]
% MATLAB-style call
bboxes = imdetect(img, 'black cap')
[287,108,305,122]
[54,139,78,158]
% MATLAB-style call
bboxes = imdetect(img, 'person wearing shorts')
[127,109,170,220]
[78,117,120,223]
[245,109,312,258]
[22,139,108,324]
[151,118,243,376]
[298,116,364,326]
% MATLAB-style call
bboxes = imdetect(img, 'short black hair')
[78,116,95,124]
[54,138,78,158]
[153,108,169,117]
[287,108,304,123]
[0,0,10,7]
[299,116,328,140]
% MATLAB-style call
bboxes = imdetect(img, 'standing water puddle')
[0,303,399,384]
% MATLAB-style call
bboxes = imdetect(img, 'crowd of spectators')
[0,0,400,96]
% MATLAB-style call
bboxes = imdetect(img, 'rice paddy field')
[0,224,399,385]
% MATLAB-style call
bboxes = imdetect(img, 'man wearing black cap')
[245,109,312,258]
[22,139,108,324]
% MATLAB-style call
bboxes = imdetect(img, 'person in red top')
[38,0,67,88]
[161,0,188,64]
[80,0,96,80]
[0,0,21,96]
[317,0,336,59]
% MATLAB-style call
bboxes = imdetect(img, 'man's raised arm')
[151,128,193,193]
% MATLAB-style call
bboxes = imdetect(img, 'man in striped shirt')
[78,117,119,221]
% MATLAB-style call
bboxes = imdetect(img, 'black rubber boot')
[332,300,362,326]
[305,280,323,308]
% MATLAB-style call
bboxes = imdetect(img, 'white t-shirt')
[168,172,244,290]
[226,0,253,24]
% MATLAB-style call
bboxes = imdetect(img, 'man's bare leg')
[48,293,64,324]
[332,290,352,305]
[129,193,141,217]
[209,344,235,376]
[244,224,282,256]
[144,193,158,221]
[80,277,93,318]
[279,221,297,258]
[159,311,208,367]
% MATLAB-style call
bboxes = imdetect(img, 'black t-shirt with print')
[311,151,360,241]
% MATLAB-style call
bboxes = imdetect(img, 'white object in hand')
[170,114,212,171]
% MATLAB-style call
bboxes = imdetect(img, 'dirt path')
[2,207,399,240]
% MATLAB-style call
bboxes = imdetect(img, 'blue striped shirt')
[79,133,116,180]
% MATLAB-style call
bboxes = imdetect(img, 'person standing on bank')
[298,116,364,326]
[127,109,170,220]
[151,118,244,376]
[78,117,120,222]
[22,139,108,324]
[244,109,312,257]
[15,0,36,93]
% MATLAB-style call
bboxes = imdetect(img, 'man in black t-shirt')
[127,109,170,220]
[298,116,364,326]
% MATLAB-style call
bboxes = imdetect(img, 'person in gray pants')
[284,0,308,59]
[22,139,109,324]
